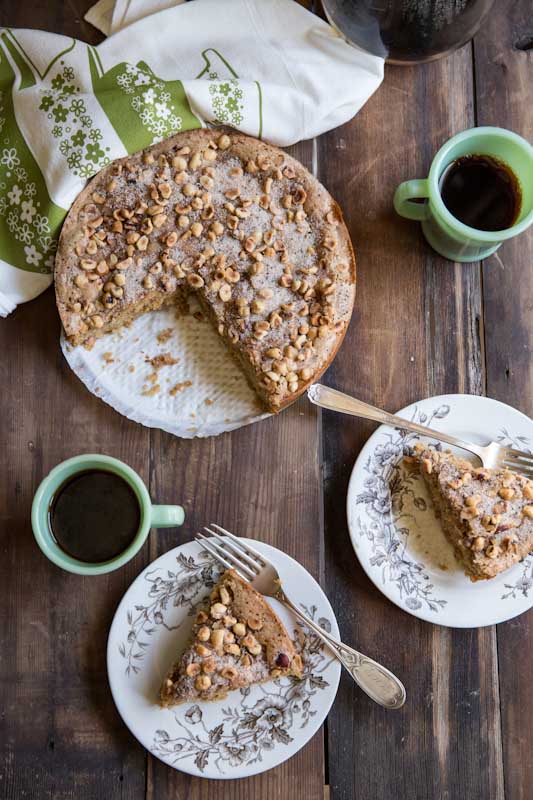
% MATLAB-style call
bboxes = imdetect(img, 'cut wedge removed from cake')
[160,569,303,706]
[413,443,533,581]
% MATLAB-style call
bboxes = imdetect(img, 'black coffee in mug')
[49,470,140,563]
[440,154,521,231]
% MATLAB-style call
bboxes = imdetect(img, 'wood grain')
[1,0,532,799]
[317,35,501,800]
[0,295,149,800]
[147,139,327,800]
[0,8,145,800]
[474,3,533,799]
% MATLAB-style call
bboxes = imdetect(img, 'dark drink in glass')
[322,0,496,64]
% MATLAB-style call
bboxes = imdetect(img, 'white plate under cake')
[107,539,340,779]
[55,129,355,413]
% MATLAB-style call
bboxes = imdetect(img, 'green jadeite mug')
[31,454,184,575]
[394,126,533,262]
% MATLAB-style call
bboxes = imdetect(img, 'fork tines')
[501,447,533,477]
[195,524,265,582]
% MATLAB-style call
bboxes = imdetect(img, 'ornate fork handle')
[308,384,485,460]
[277,589,406,710]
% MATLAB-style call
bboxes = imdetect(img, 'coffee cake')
[160,569,303,706]
[55,129,355,412]
[413,443,533,581]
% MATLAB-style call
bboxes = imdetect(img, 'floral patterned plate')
[346,394,533,628]
[107,539,341,778]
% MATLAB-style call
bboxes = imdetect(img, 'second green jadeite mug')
[32,454,185,575]
[394,127,533,262]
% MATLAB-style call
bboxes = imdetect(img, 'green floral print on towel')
[38,61,110,179]
[208,79,244,127]
[0,43,65,274]
[89,49,201,153]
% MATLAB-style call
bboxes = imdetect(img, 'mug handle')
[393,179,430,221]
[151,505,185,528]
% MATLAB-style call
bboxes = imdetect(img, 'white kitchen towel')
[0,0,383,315]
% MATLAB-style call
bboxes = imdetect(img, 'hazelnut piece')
[210,602,227,619]
[197,626,211,642]
[232,622,246,637]
[195,675,212,691]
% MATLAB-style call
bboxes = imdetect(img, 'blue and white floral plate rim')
[346,393,533,628]
[107,539,341,779]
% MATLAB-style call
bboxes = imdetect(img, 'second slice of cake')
[160,569,303,706]
[413,443,533,581]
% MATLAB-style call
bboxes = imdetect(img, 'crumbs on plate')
[142,384,161,396]
[82,337,96,351]
[169,380,192,396]
[156,328,174,344]
[146,352,179,369]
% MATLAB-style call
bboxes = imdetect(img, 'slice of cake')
[160,569,303,706]
[413,443,533,581]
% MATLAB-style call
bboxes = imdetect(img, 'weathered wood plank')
[0,7,149,799]
[0,291,149,800]
[148,141,327,798]
[474,3,533,799]
[318,34,503,799]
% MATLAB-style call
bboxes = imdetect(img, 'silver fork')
[308,384,533,479]
[195,524,406,710]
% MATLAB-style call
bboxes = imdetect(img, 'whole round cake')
[55,129,356,412]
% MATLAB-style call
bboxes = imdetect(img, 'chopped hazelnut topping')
[210,602,227,619]
[221,666,238,680]
[195,675,212,691]
[197,626,211,642]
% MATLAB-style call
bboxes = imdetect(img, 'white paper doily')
[61,298,270,438]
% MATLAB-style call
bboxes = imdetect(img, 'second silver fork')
[196,524,406,710]
[308,383,533,479]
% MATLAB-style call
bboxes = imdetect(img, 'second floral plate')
[346,394,533,628]
[107,539,340,778]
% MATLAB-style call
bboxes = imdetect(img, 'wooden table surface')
[1,1,532,798]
